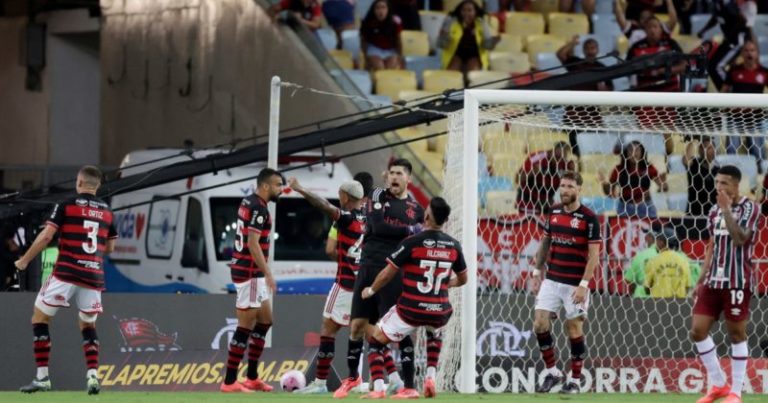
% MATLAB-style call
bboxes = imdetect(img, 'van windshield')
[209,197,339,262]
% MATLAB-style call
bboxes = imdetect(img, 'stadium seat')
[667,193,688,212]
[421,152,444,181]
[668,155,685,174]
[490,152,525,178]
[396,126,429,152]
[404,55,442,87]
[344,69,373,94]
[716,154,759,187]
[423,69,464,92]
[496,34,524,53]
[528,0,558,15]
[489,51,531,73]
[669,134,686,155]
[468,70,510,88]
[398,90,439,102]
[479,176,514,207]
[341,30,361,62]
[486,190,517,216]
[401,30,430,57]
[592,13,623,38]
[665,173,687,191]
[526,34,566,64]
[655,14,680,36]
[483,130,527,154]
[356,0,375,20]
[548,13,589,40]
[373,70,417,100]
[577,132,620,155]
[527,131,569,153]
[580,173,605,197]
[623,133,667,156]
[317,28,337,50]
[755,15,768,38]
[690,14,722,41]
[579,154,619,175]
[535,52,566,73]
[419,11,447,50]
[647,154,668,174]
[582,196,616,215]
[616,35,628,56]
[329,49,354,69]
[505,12,545,39]
[673,35,703,54]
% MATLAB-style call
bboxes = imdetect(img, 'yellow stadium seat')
[468,70,510,88]
[580,173,605,198]
[547,12,589,40]
[374,69,417,100]
[329,49,354,69]
[486,190,518,216]
[670,134,686,155]
[490,152,525,178]
[495,34,524,53]
[483,131,527,155]
[398,90,439,102]
[527,131,570,153]
[508,114,552,136]
[529,0,559,15]
[673,34,702,54]
[423,69,464,92]
[489,51,531,73]
[617,35,628,56]
[665,173,687,191]
[505,12,545,39]
[656,14,680,36]
[526,34,566,63]
[401,30,430,57]
[648,154,667,174]
[443,0,481,13]
[579,154,620,175]
[396,125,429,153]
[488,14,500,36]
[421,151,445,181]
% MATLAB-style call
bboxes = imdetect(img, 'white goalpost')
[437,90,768,394]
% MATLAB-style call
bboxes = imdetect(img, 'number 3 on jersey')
[82,220,99,254]
[234,219,245,252]
[418,260,452,295]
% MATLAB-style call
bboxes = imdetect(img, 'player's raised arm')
[716,192,755,247]
[362,262,399,299]
[288,177,340,220]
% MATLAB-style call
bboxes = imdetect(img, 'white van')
[105,149,353,294]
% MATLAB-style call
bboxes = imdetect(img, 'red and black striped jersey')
[726,64,768,94]
[706,197,760,290]
[386,230,467,328]
[333,207,367,291]
[229,194,271,283]
[46,194,117,290]
[544,204,601,286]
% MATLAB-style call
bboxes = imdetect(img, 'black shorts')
[351,263,402,323]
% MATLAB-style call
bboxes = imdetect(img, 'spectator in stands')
[438,0,498,80]
[360,0,404,71]
[643,227,696,298]
[697,0,756,91]
[322,0,357,49]
[615,0,678,47]
[508,0,595,17]
[514,141,576,214]
[269,0,323,31]
[599,141,668,218]
[626,17,686,92]
[683,136,719,217]
[556,36,612,156]
[721,40,767,171]
[390,0,420,30]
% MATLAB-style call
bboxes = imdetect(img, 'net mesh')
[434,101,768,394]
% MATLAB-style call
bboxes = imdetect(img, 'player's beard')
[270,191,280,203]
[560,193,574,206]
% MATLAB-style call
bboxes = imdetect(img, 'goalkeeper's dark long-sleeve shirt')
[360,187,424,268]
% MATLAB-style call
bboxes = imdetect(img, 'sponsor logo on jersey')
[423,239,436,248]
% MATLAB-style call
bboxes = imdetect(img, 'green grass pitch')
[1,392,766,403]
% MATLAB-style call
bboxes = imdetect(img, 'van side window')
[181,197,208,272]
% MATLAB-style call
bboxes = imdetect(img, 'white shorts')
[323,283,353,326]
[534,279,589,320]
[377,306,443,343]
[35,275,103,317]
[234,278,271,310]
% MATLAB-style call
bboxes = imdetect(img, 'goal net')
[435,90,768,394]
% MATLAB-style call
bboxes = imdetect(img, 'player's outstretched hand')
[529,275,541,295]
[287,177,301,191]
[14,259,28,271]
[572,286,587,304]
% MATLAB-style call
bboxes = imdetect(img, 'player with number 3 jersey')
[15,166,117,395]
[221,168,283,393]
[691,165,760,403]
[288,176,370,394]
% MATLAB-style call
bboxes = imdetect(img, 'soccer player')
[530,171,601,394]
[15,166,117,395]
[288,178,367,394]
[643,227,692,298]
[691,165,760,403]
[220,168,283,393]
[336,159,425,399]
[361,197,467,399]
